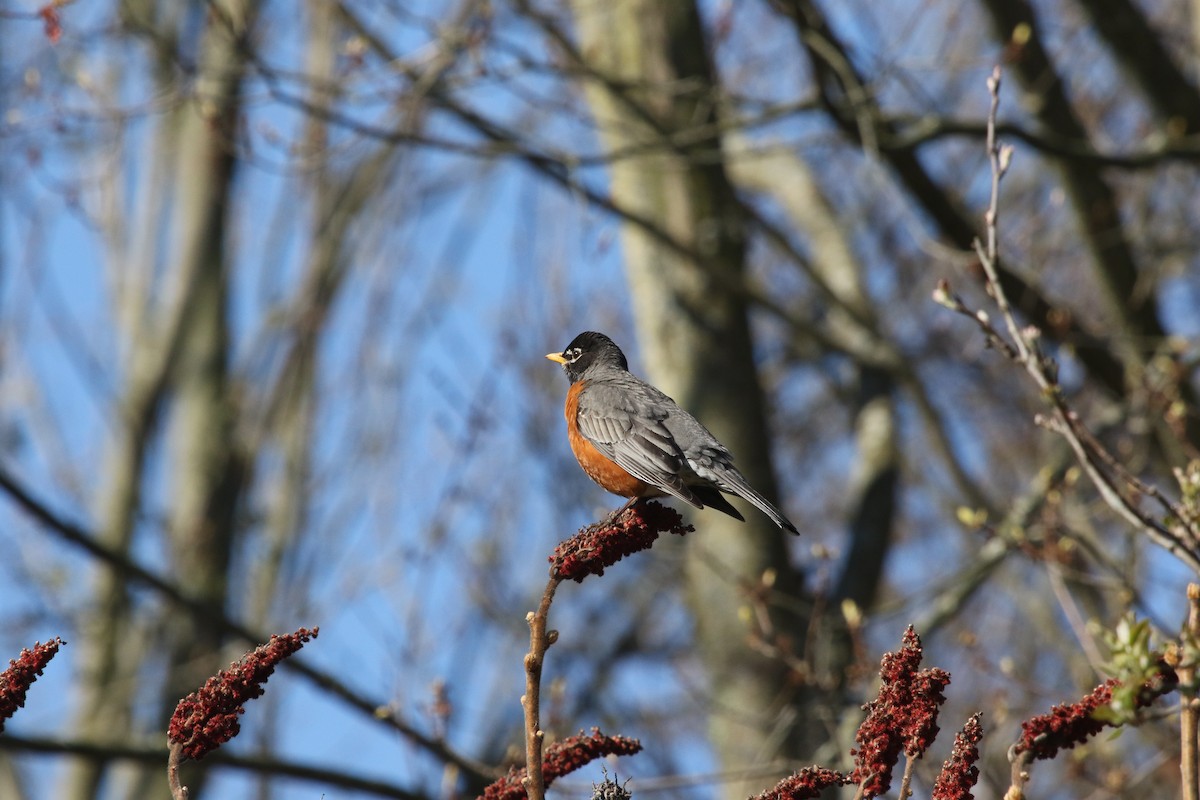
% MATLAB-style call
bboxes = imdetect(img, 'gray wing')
[664,411,800,535]
[575,380,704,508]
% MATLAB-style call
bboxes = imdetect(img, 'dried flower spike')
[551,501,692,582]
[932,712,983,800]
[753,766,847,800]
[168,627,318,761]
[1012,665,1176,762]
[38,3,65,43]
[479,728,642,800]
[0,637,64,733]
[1014,679,1116,761]
[850,626,950,797]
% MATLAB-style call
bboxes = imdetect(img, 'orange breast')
[565,381,656,498]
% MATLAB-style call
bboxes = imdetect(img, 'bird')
[546,331,798,534]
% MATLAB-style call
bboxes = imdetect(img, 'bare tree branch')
[0,467,497,783]
[0,735,426,800]
[937,68,1200,576]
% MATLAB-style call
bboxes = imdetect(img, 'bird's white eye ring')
[566,347,582,363]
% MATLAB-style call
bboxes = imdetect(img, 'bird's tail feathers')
[721,473,799,535]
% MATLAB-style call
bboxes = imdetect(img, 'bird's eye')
[565,347,582,363]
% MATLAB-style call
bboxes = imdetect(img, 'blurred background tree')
[0,0,1197,798]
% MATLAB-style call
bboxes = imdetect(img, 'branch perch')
[521,576,561,800]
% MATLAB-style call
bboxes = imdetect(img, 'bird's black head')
[546,331,629,383]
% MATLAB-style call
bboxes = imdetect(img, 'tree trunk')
[61,1,253,797]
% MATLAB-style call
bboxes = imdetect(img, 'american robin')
[546,331,798,534]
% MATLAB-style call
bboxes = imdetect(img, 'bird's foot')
[602,497,642,526]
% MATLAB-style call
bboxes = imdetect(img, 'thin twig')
[1181,584,1200,800]
[1045,562,1108,673]
[934,66,1200,576]
[168,743,189,800]
[897,756,917,799]
[974,68,1026,362]
[1006,747,1032,800]
[522,575,562,800]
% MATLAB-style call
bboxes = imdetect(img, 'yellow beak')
[545,352,567,364]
